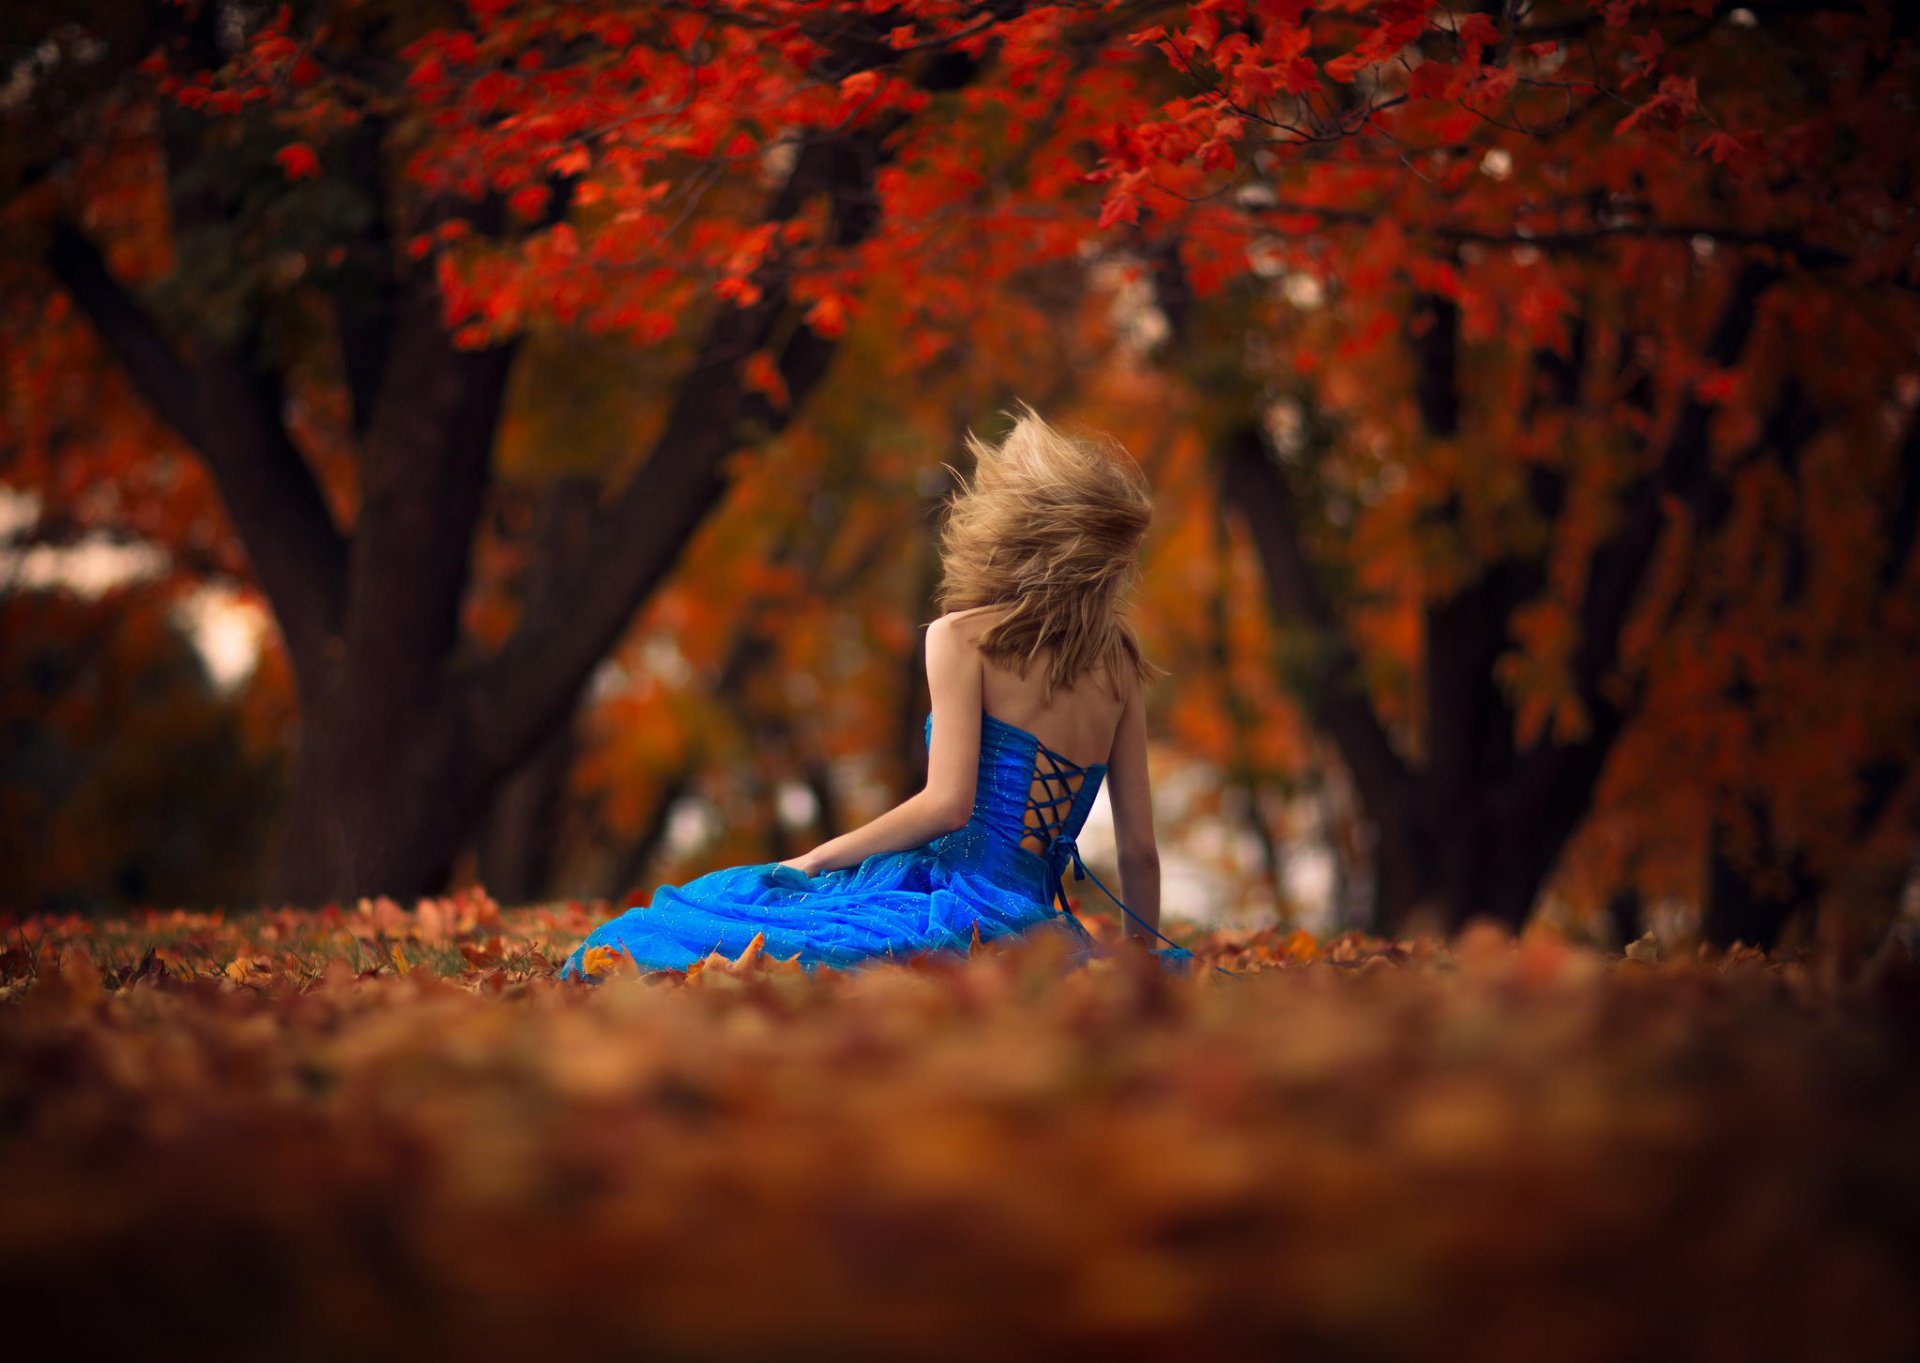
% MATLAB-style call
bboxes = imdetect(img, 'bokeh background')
[3,0,1916,957]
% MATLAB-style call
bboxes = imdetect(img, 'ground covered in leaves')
[3,889,1918,1363]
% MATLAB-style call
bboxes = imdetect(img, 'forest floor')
[2,888,1917,1363]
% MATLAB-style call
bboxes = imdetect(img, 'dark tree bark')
[1605,886,1644,951]
[476,477,599,903]
[478,716,578,906]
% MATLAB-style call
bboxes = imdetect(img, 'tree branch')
[330,114,400,440]
[1505,258,1782,843]
[45,222,210,449]
[455,21,991,795]
[346,276,518,714]
[456,119,910,789]
[45,219,349,678]
[1219,422,1419,826]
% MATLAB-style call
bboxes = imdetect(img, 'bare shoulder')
[929,604,1006,646]
[924,611,982,668]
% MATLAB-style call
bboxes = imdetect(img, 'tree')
[1101,0,1920,934]
[12,0,1912,940]
[3,1,1031,904]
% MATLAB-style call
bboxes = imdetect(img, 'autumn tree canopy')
[2,0,1914,946]
[1088,0,1919,941]
[5,0,1120,904]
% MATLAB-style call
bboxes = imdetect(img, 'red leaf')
[1408,60,1455,100]
[1457,13,1500,49]
[508,184,549,221]
[275,142,320,181]
[1098,190,1141,230]
[1324,52,1367,84]
[1696,129,1765,179]
[1279,56,1320,94]
[1695,369,1739,403]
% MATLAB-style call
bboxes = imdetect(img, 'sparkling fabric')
[555,710,1132,980]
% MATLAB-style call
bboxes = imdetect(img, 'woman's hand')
[777,850,824,877]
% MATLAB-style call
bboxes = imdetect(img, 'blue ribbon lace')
[1043,832,1243,977]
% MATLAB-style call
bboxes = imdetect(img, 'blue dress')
[555,709,1195,980]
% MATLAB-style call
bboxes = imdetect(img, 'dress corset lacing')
[936,711,1199,964]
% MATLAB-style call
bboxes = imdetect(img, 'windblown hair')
[934,403,1160,702]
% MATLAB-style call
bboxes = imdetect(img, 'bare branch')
[45,219,349,678]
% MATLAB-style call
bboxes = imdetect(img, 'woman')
[556,404,1190,980]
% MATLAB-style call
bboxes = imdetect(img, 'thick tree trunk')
[262,261,520,905]
[268,692,475,906]
[476,716,577,906]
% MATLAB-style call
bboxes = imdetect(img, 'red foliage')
[3,1,1913,929]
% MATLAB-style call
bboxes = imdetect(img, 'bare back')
[935,603,1160,931]
[942,605,1128,768]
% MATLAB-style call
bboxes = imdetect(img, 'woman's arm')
[1104,668,1161,944]
[778,615,982,875]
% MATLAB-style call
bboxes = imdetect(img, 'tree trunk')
[268,693,475,905]
[1690,382,1913,951]
[476,716,577,906]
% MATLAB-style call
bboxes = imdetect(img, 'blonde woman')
[557,405,1193,979]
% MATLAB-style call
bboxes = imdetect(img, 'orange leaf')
[743,350,789,410]
[803,292,848,338]
[580,944,632,980]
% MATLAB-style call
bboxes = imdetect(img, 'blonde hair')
[934,403,1159,702]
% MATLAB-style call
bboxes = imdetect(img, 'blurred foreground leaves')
[2,893,1917,1363]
